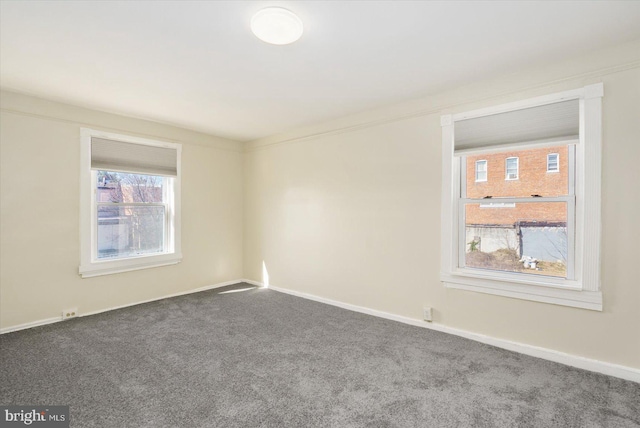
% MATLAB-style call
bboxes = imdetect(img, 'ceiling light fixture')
[251,7,303,45]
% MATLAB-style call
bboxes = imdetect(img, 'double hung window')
[440,84,603,310]
[80,129,182,278]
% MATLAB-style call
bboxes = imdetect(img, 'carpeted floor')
[1,283,639,427]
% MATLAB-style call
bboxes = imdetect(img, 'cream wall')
[1,41,639,370]
[243,45,640,368]
[0,91,244,329]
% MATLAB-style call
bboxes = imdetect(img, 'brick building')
[463,145,570,267]
[465,145,569,226]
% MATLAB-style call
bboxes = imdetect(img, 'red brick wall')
[465,145,569,225]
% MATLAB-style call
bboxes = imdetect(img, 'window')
[505,157,518,180]
[80,129,182,278]
[547,153,559,172]
[96,172,167,260]
[440,84,603,310]
[475,160,487,182]
[464,144,572,279]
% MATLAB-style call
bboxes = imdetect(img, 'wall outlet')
[423,307,433,322]
[62,308,78,320]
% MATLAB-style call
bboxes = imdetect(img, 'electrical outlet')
[423,307,433,322]
[62,308,78,320]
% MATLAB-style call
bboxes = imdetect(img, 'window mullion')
[458,197,466,269]
[91,171,98,262]
[460,156,467,198]
[568,145,576,196]
[567,194,576,280]
[163,176,170,253]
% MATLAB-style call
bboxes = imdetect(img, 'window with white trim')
[440,84,603,310]
[505,157,519,180]
[475,160,487,182]
[80,129,182,278]
[547,153,560,172]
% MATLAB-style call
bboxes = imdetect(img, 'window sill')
[441,272,602,311]
[79,252,182,278]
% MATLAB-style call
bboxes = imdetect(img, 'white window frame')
[440,84,603,311]
[505,157,519,180]
[547,153,560,172]
[475,160,487,182]
[79,129,182,278]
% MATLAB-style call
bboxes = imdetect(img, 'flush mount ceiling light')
[251,7,303,45]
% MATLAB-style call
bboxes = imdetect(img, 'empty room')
[1,1,639,427]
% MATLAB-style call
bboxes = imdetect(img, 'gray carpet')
[1,283,639,428]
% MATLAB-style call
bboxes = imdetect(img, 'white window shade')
[91,137,178,176]
[454,99,579,154]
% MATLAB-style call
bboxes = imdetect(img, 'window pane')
[96,171,164,203]
[547,154,559,172]
[475,160,487,181]
[464,202,567,278]
[506,158,518,179]
[97,205,165,259]
[465,145,570,198]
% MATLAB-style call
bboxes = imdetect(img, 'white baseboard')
[0,317,64,334]
[241,279,640,384]
[0,279,244,334]
[4,277,637,383]
[80,279,244,317]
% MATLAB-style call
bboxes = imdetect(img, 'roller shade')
[454,99,579,153]
[91,137,178,177]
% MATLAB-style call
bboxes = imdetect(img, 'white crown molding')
[244,59,639,153]
[0,89,243,153]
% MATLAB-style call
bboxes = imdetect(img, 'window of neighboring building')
[440,84,604,311]
[547,153,560,172]
[80,129,182,278]
[475,160,487,182]
[505,157,519,180]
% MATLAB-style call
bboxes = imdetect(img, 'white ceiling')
[2,1,640,142]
